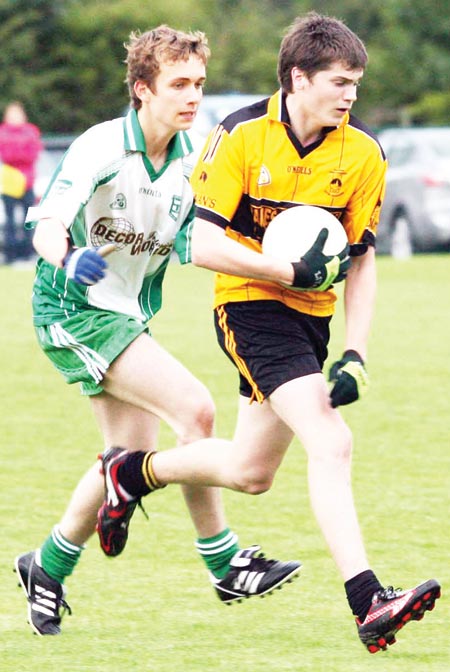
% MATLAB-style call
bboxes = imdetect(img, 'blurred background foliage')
[0,0,448,133]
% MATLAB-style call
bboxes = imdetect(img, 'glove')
[291,228,351,292]
[328,350,369,408]
[63,247,107,285]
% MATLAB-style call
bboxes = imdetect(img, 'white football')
[262,205,348,260]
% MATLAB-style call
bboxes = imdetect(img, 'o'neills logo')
[90,217,172,257]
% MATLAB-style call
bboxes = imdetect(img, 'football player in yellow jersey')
[97,13,440,652]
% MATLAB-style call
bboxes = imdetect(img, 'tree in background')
[0,0,65,128]
[196,0,286,95]
[353,0,450,125]
[0,0,448,133]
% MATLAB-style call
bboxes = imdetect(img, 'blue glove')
[291,229,351,292]
[63,247,107,285]
[328,349,369,407]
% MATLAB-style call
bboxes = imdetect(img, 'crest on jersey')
[257,165,271,186]
[110,193,127,209]
[169,195,182,221]
[326,170,345,197]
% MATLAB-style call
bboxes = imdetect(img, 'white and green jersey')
[27,109,195,326]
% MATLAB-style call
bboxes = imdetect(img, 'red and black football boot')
[97,447,147,557]
[357,579,441,653]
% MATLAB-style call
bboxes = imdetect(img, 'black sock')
[117,450,150,497]
[345,570,384,622]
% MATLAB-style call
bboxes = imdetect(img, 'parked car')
[377,127,450,256]
[192,92,266,138]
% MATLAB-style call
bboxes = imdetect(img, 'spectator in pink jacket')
[0,101,42,263]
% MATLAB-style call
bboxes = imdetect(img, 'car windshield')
[430,135,450,158]
[192,93,265,138]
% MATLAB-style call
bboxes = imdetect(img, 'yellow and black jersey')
[191,89,387,317]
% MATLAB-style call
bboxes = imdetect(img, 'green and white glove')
[328,349,369,408]
[291,228,350,292]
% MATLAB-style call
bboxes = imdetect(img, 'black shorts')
[214,300,331,402]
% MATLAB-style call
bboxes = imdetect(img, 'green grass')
[0,256,448,672]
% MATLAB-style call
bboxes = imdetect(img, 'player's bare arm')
[192,217,295,285]
[33,217,70,268]
[342,246,376,361]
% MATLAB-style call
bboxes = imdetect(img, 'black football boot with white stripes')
[211,545,301,604]
[14,550,72,635]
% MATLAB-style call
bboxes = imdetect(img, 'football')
[262,205,348,260]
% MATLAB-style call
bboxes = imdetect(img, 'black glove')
[329,349,369,408]
[63,247,107,285]
[291,228,350,292]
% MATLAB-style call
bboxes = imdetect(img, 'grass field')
[0,256,448,672]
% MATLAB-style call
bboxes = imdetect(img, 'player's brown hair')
[125,25,210,110]
[277,12,368,93]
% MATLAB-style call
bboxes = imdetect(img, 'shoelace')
[59,598,73,618]
[247,550,277,569]
[32,591,73,619]
[376,586,401,601]
[137,498,149,520]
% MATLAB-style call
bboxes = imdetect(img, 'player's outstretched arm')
[191,217,294,285]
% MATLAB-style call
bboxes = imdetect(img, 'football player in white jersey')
[15,26,300,636]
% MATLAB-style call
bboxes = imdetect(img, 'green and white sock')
[195,528,239,579]
[40,525,84,584]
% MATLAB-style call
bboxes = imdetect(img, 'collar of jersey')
[123,109,194,163]
[268,89,349,131]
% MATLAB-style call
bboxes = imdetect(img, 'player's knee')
[233,466,274,495]
[307,419,353,464]
[329,422,353,463]
[178,388,216,442]
[194,397,216,436]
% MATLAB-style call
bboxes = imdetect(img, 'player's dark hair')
[277,12,368,93]
[125,25,210,110]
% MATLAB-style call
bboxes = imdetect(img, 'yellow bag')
[0,163,27,198]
